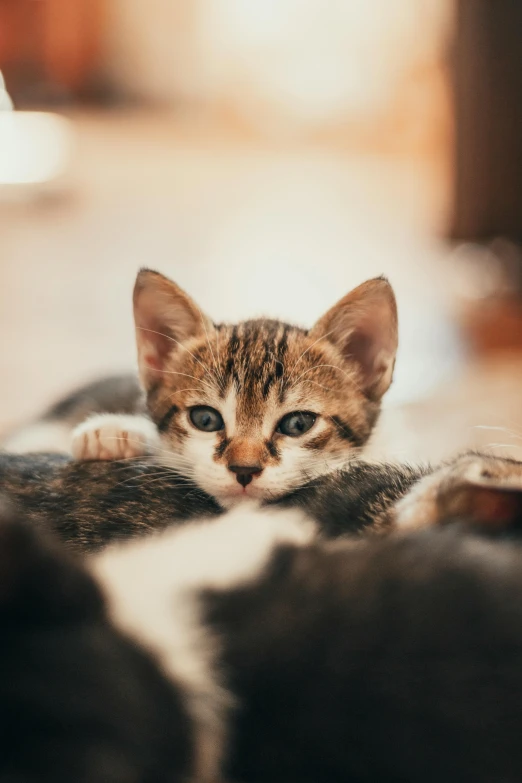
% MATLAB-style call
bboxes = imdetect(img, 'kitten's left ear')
[309,277,398,401]
[133,269,214,389]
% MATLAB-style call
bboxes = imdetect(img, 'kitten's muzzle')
[228,464,263,487]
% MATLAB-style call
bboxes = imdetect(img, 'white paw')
[71,414,160,461]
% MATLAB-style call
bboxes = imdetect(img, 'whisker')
[115,473,193,489]
[299,378,336,394]
[189,305,224,392]
[151,450,199,474]
[473,425,522,441]
[291,363,359,389]
[151,369,216,394]
[137,327,210,376]
[100,458,163,476]
[112,460,193,486]
[104,453,158,464]
[483,442,522,453]
[157,461,197,478]
[124,473,194,489]
[289,328,336,375]
[195,307,226,393]
[149,387,205,417]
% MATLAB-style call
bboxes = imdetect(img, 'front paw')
[71,414,160,461]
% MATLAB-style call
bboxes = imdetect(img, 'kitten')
[1,449,520,553]
[5,482,522,782]
[61,268,398,505]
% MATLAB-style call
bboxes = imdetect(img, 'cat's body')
[2,448,521,553]
[203,519,522,783]
[5,268,522,781]
[0,452,222,552]
[0,451,426,552]
[5,494,522,782]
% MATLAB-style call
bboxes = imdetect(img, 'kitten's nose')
[228,464,263,487]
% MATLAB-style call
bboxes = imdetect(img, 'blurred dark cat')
[3,465,522,783]
[0,499,193,783]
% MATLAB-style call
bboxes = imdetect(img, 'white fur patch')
[71,413,161,461]
[1,420,73,454]
[220,386,237,436]
[91,504,316,781]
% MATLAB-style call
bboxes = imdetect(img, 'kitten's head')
[134,269,398,504]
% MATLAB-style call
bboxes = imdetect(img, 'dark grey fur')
[6,494,522,781]
[208,526,522,783]
[275,459,429,536]
[42,374,144,426]
[0,453,222,553]
[0,452,427,552]
[0,500,193,783]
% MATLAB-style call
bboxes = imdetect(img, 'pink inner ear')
[143,351,162,371]
[137,325,175,378]
[342,308,395,399]
[134,286,177,377]
[345,328,378,380]
[309,278,397,400]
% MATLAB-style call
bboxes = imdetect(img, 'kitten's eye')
[277,411,317,437]
[189,406,224,432]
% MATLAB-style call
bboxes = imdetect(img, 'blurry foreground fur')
[4,490,522,782]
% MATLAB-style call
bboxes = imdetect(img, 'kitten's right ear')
[309,277,398,401]
[133,269,214,389]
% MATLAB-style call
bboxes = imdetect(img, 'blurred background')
[1,0,522,463]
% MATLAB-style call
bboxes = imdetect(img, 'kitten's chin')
[210,483,277,508]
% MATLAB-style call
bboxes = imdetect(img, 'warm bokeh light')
[0,112,71,185]
[0,0,521,465]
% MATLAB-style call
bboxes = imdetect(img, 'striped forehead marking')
[219,320,295,400]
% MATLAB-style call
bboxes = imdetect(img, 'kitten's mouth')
[216,483,268,503]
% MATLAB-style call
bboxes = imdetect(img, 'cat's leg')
[392,453,522,532]
[72,414,161,460]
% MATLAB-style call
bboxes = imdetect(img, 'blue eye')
[277,411,317,437]
[189,406,224,432]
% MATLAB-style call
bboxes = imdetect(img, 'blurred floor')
[0,109,521,464]
[369,354,522,464]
